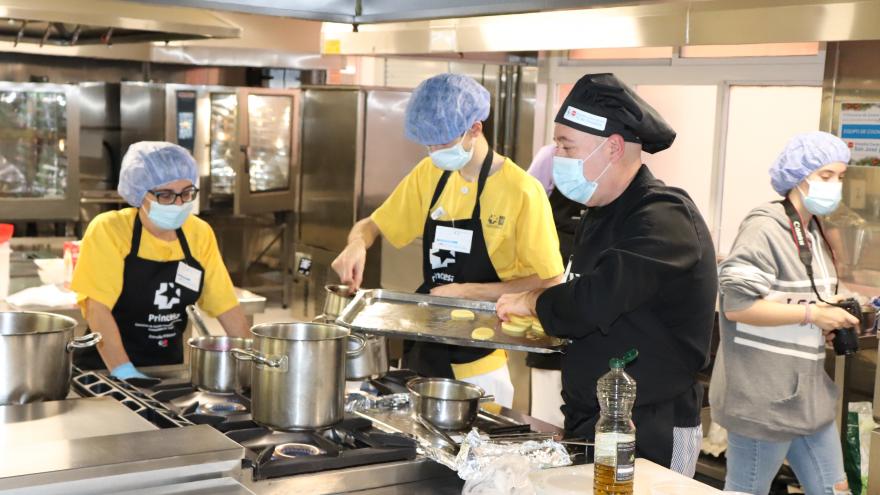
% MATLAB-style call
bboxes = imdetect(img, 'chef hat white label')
[563,105,607,131]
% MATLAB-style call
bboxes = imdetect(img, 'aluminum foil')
[454,429,572,480]
[419,442,459,469]
[344,392,410,412]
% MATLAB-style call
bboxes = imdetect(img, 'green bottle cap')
[609,349,639,369]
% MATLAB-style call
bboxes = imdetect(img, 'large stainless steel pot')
[188,336,253,393]
[0,311,102,405]
[231,322,364,431]
[407,377,494,431]
[345,332,388,380]
[322,284,355,318]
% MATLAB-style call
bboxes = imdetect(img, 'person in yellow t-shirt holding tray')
[331,74,564,407]
[72,141,251,380]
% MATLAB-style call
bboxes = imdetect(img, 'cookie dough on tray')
[471,327,495,340]
[450,309,476,321]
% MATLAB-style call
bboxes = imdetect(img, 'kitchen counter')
[0,396,156,448]
[0,397,245,494]
[530,458,720,494]
[3,253,267,378]
[239,458,463,495]
[4,248,266,322]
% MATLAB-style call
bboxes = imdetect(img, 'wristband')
[801,304,812,326]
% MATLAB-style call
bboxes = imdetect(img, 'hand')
[110,362,149,380]
[331,239,367,291]
[811,303,860,333]
[429,283,473,299]
[496,290,540,321]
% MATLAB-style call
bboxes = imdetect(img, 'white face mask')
[551,138,610,204]
[798,180,842,216]
[429,134,474,171]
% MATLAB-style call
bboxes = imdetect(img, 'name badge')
[175,262,202,292]
[434,226,473,254]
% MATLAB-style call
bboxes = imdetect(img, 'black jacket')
[536,165,717,466]
[526,187,584,370]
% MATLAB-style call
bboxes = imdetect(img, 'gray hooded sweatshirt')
[709,201,839,441]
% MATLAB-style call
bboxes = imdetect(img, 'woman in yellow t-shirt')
[72,141,251,380]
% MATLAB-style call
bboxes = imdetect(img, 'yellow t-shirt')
[371,157,564,378]
[72,208,238,319]
[371,157,564,282]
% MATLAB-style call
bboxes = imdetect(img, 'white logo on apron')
[153,282,181,310]
[429,247,456,270]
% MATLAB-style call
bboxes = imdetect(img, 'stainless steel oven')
[0,82,80,220]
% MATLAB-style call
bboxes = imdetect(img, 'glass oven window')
[246,94,292,193]
[0,90,68,199]
[209,93,238,196]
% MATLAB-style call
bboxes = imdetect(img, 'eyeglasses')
[148,187,199,205]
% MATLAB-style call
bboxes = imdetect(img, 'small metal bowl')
[407,377,492,431]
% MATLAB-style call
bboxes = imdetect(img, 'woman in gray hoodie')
[710,131,859,495]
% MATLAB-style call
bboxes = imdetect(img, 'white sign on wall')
[839,102,880,167]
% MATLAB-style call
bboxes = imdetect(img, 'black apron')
[402,148,501,378]
[75,213,204,369]
[548,186,585,261]
[526,187,585,370]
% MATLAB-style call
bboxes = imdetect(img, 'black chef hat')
[554,73,676,154]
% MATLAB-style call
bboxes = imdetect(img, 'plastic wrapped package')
[462,455,536,495]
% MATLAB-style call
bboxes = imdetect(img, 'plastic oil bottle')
[594,349,638,495]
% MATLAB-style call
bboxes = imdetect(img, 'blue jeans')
[725,422,850,495]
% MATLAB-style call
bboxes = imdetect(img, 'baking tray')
[335,289,567,354]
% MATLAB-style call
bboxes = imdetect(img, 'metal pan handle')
[478,394,496,403]
[416,414,458,449]
[67,332,102,352]
[346,333,367,357]
[231,348,284,368]
[186,304,211,337]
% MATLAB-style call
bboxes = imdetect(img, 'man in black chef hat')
[497,73,717,476]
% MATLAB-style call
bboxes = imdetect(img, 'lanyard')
[780,198,838,303]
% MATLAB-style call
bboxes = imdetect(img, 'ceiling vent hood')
[0,0,240,46]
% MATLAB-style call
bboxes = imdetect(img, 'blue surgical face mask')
[429,135,474,171]
[146,200,195,230]
[552,138,610,204]
[798,180,842,216]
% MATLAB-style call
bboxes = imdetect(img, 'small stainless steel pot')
[187,336,253,393]
[345,332,388,380]
[231,322,365,431]
[322,284,356,319]
[0,311,101,405]
[407,377,494,431]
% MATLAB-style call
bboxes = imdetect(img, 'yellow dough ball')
[451,309,476,321]
[501,321,528,336]
[471,327,495,340]
[509,315,533,328]
[531,318,544,333]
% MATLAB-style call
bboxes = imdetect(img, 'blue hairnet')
[770,131,851,195]
[118,141,199,207]
[404,73,491,146]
